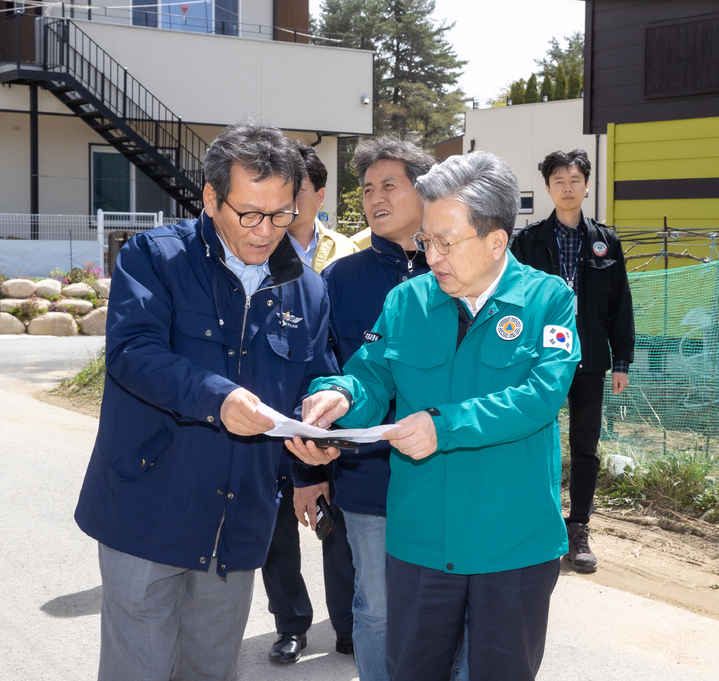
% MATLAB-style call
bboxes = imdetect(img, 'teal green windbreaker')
[310,252,580,575]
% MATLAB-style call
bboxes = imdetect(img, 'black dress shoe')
[268,633,307,664]
[335,638,354,655]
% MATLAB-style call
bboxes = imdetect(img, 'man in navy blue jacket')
[293,136,435,681]
[74,123,338,681]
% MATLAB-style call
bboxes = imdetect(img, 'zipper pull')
[407,259,413,273]
[245,295,251,310]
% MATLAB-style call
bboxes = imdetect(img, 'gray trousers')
[98,543,254,681]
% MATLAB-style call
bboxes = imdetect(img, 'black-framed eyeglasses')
[411,232,479,256]
[223,196,298,228]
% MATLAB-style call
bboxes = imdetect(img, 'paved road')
[1,334,718,681]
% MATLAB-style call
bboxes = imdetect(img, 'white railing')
[0,211,180,278]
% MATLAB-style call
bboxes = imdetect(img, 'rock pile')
[0,277,110,336]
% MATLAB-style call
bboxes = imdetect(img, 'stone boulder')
[92,278,111,299]
[60,298,95,315]
[27,312,78,336]
[1,279,36,299]
[0,312,25,334]
[80,307,107,336]
[0,297,49,312]
[35,278,63,299]
[62,282,95,298]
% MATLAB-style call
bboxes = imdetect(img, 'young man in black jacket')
[511,149,635,572]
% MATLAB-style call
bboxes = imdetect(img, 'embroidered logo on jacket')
[363,330,382,343]
[592,241,608,257]
[277,311,303,329]
[496,316,523,341]
[543,325,573,353]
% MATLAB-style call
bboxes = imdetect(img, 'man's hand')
[294,481,330,530]
[220,387,275,436]
[301,390,350,428]
[382,411,437,460]
[284,436,340,466]
[612,372,629,396]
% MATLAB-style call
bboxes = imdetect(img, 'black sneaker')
[564,522,597,573]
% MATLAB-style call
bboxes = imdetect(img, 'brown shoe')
[564,523,597,573]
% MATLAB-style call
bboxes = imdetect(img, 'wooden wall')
[274,0,310,44]
[433,135,464,160]
[584,0,719,134]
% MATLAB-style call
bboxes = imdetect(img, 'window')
[92,147,174,215]
[132,0,158,28]
[519,191,533,214]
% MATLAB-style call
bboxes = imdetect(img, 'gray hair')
[415,152,520,239]
[351,135,436,186]
[203,123,305,207]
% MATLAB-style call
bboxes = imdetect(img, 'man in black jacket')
[511,149,635,573]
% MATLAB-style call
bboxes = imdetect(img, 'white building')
[0,0,373,227]
[437,99,607,232]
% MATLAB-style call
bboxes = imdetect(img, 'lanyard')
[555,229,583,289]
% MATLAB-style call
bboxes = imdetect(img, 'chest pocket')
[266,333,314,363]
[383,342,449,368]
[480,342,538,368]
[175,310,228,345]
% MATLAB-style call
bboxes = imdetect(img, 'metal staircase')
[0,14,208,216]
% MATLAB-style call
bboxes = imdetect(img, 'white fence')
[0,211,178,278]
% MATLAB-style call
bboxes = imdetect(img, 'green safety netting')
[592,260,719,459]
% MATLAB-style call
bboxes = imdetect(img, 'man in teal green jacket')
[287,152,580,681]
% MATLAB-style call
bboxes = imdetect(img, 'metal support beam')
[30,83,39,240]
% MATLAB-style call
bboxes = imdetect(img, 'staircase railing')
[1,14,207,193]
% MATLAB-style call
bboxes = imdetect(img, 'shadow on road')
[40,585,102,618]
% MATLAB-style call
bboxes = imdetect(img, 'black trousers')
[261,464,355,639]
[386,555,559,681]
[566,371,606,525]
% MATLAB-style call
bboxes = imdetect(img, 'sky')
[309,0,586,107]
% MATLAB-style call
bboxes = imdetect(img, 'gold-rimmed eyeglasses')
[411,232,479,255]
[223,196,298,228]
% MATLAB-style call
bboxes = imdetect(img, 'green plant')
[62,263,102,286]
[49,268,67,282]
[53,347,106,405]
[598,450,719,517]
[0,271,7,284]
[9,297,42,322]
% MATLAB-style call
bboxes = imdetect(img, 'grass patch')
[53,347,106,406]
[597,449,719,520]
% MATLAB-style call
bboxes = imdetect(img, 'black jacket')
[510,211,634,373]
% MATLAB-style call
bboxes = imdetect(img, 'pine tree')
[508,79,526,105]
[534,32,584,82]
[318,0,466,146]
[524,74,539,103]
[540,73,553,101]
[554,64,567,100]
[567,63,582,99]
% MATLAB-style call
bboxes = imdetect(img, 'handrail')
[1,14,207,194]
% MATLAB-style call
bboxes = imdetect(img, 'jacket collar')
[427,250,525,310]
[198,211,304,288]
[370,231,427,270]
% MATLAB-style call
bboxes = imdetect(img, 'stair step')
[79,110,103,120]
[109,136,132,144]
[122,149,145,156]
[135,160,160,168]
[150,172,173,179]
[48,84,73,94]
[94,123,118,132]
[64,97,89,108]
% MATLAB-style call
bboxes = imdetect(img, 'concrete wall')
[72,20,373,134]
[463,99,607,230]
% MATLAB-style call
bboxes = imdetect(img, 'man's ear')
[317,187,326,210]
[203,183,218,217]
[491,228,509,259]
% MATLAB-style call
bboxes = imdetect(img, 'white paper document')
[257,402,399,443]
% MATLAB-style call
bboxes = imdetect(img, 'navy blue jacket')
[75,214,338,576]
[294,233,429,516]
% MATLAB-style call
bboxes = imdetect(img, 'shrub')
[62,263,103,286]
[9,297,42,322]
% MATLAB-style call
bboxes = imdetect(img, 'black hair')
[294,142,328,191]
[540,149,591,184]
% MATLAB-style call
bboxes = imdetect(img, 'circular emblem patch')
[592,241,608,257]
[496,316,523,341]
[555,331,567,343]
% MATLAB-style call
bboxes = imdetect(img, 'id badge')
[574,291,579,316]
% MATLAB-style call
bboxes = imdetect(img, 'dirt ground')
[38,389,719,621]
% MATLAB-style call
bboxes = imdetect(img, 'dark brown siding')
[584,0,719,133]
[275,0,310,44]
[433,136,464,160]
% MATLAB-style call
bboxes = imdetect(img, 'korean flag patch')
[543,325,573,353]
